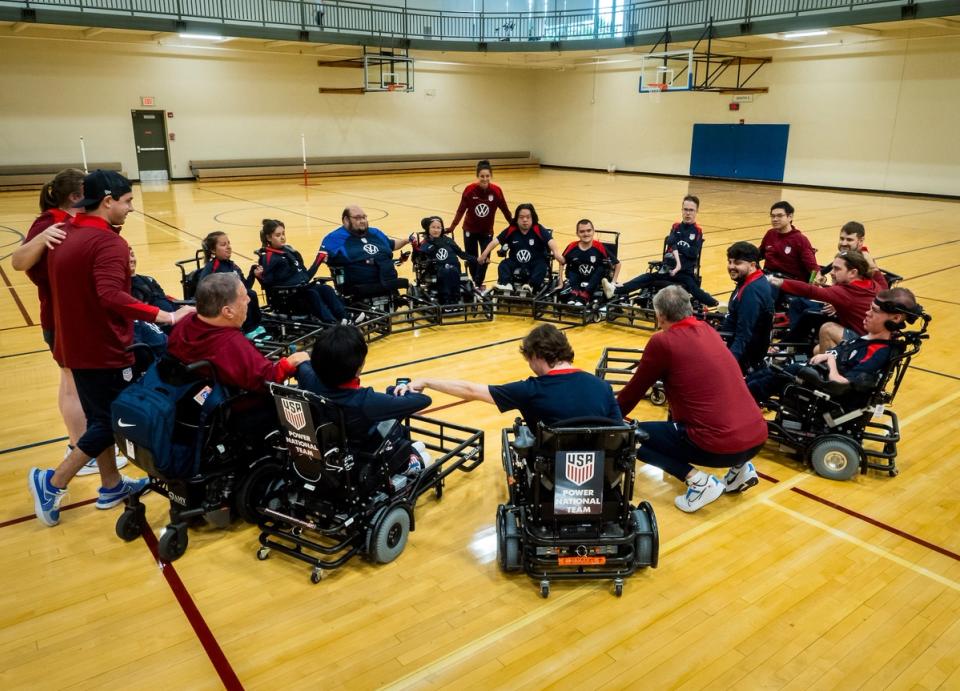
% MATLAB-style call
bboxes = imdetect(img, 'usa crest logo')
[281,398,307,431]
[565,452,596,486]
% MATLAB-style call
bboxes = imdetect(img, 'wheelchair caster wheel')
[435,480,444,499]
[157,523,188,562]
[116,506,145,542]
[614,579,624,597]
[310,568,326,584]
[540,580,550,598]
[257,547,270,561]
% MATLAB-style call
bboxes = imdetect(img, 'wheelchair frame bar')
[604,301,657,331]
[532,297,598,326]
[595,347,643,391]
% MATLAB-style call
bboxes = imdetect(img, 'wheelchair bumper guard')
[255,413,484,582]
[604,300,657,331]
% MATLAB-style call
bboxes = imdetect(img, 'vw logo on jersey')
[578,264,592,275]
[475,203,490,218]
[678,240,690,248]
[436,247,449,261]
[363,243,379,255]
[516,249,532,263]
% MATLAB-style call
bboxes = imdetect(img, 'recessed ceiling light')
[782,29,829,39]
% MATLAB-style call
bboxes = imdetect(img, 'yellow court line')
[383,472,811,690]
[763,500,960,592]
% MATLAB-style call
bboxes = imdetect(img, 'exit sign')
[141,96,155,106]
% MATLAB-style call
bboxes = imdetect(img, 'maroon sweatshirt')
[617,317,767,453]
[167,314,296,393]
[23,207,70,332]
[779,277,882,335]
[450,182,512,237]
[47,213,159,369]
[760,226,819,281]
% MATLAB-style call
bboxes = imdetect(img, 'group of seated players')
[18,166,926,529]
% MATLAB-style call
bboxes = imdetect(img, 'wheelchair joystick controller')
[514,423,535,449]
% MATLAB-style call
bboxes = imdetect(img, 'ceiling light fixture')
[178,33,224,41]
[782,29,829,39]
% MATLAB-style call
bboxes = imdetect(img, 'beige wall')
[2,33,958,196]
[530,36,960,196]
[0,37,536,178]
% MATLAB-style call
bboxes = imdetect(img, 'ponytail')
[202,231,226,263]
[260,218,284,247]
[39,168,84,212]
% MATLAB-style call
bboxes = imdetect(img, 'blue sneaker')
[96,476,149,510]
[244,325,268,341]
[28,468,68,527]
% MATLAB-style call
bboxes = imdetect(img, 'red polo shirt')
[47,213,159,369]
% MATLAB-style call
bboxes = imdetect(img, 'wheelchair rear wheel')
[370,506,410,564]
[496,504,522,572]
[810,437,861,481]
[631,507,655,568]
[234,461,285,524]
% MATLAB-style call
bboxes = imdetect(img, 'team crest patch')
[689,233,696,240]
[488,194,494,202]
[281,398,307,431]
[784,246,792,254]
[529,238,534,245]
[590,255,596,263]
[565,452,596,486]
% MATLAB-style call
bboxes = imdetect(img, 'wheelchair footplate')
[533,296,600,326]
[604,300,657,331]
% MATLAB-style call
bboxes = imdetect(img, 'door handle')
[139,147,165,152]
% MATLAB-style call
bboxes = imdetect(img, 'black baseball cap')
[73,169,133,208]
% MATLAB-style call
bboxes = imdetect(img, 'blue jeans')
[637,421,764,482]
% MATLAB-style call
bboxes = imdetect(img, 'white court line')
[763,500,960,592]
[382,473,810,690]
[898,387,960,429]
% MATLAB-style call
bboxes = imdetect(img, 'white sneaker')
[674,473,724,513]
[494,284,512,293]
[75,445,128,477]
[601,278,616,300]
[520,284,533,293]
[723,462,759,494]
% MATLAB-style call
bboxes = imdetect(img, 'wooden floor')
[1,169,959,689]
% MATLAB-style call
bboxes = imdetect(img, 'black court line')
[196,186,342,227]
[913,367,960,382]
[0,324,38,332]
[914,295,960,306]
[0,435,68,456]
[364,324,578,375]
[136,210,256,262]
[0,263,33,327]
[902,264,960,281]
[0,348,46,359]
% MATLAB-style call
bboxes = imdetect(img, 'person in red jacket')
[28,170,195,527]
[767,250,883,352]
[617,285,768,513]
[448,160,513,287]
[760,201,819,282]
[167,272,308,393]
[11,169,105,475]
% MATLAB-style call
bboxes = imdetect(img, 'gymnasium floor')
[1,168,959,689]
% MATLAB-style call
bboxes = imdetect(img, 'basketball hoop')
[649,82,668,92]
[386,83,407,92]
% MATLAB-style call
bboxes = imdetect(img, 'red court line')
[421,399,470,415]
[790,486,960,562]
[0,497,96,529]
[757,469,960,563]
[140,528,245,691]
[0,263,34,327]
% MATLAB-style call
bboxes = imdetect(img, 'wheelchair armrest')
[635,428,649,443]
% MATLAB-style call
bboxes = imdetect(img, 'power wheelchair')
[535,230,621,326]
[497,417,659,597]
[111,353,281,562]
[248,383,485,583]
[408,231,494,324]
[605,233,709,330]
[757,307,931,480]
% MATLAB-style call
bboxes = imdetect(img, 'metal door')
[131,109,170,181]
